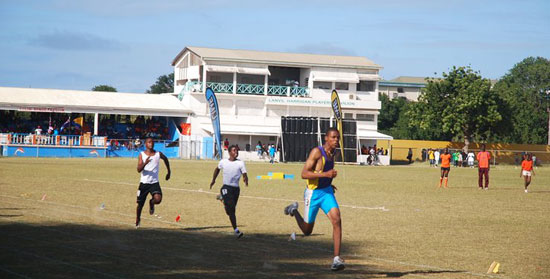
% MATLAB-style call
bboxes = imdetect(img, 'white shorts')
[522,170,532,177]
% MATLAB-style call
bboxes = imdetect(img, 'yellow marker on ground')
[487,261,500,274]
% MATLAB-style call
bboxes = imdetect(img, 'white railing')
[0,133,107,147]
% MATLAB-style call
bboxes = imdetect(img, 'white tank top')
[140,151,160,184]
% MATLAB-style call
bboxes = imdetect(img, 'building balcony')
[183,81,309,98]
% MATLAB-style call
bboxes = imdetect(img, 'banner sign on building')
[331,90,345,163]
[205,87,223,159]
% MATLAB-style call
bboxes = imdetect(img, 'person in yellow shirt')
[476,144,491,190]
[439,148,452,188]
[428,149,435,167]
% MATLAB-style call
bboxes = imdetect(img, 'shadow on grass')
[373,269,464,278]
[183,225,233,231]
[0,222,468,279]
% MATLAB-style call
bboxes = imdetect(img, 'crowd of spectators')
[0,112,170,141]
[98,115,169,140]
[0,112,82,135]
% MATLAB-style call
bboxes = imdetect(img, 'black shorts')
[137,182,162,205]
[441,167,450,172]
[220,185,240,215]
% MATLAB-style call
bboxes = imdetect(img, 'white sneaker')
[525,189,528,193]
[284,202,298,217]
[331,256,345,271]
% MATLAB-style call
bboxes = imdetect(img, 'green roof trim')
[379,81,426,88]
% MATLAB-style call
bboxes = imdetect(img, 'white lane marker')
[81,178,389,211]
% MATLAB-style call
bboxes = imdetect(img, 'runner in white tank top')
[210,145,249,238]
[135,138,171,228]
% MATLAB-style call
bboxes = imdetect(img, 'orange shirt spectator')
[477,151,491,168]
[521,160,533,171]
[440,153,451,168]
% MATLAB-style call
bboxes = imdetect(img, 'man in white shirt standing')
[434,149,441,167]
[210,145,249,239]
[467,151,475,168]
[136,137,171,228]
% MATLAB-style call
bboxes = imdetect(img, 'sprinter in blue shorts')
[284,127,344,271]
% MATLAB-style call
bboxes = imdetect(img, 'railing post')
[233,72,237,94]
[287,87,290,97]
[264,75,268,95]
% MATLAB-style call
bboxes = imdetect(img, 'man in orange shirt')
[476,144,491,190]
[439,148,452,188]
[520,153,535,193]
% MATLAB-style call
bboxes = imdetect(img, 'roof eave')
[171,47,203,66]
[202,57,382,70]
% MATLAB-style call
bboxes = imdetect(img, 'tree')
[407,66,503,151]
[493,57,550,144]
[378,93,407,132]
[91,85,117,92]
[147,73,174,94]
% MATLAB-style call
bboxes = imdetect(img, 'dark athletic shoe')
[235,231,244,239]
[149,199,155,215]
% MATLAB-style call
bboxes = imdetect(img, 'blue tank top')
[306,146,334,190]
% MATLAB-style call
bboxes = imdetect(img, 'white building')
[378,76,427,102]
[172,46,392,162]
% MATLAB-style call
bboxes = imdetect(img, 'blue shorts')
[303,186,339,224]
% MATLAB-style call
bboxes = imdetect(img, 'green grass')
[0,157,548,278]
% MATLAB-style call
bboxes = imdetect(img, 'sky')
[1,0,548,93]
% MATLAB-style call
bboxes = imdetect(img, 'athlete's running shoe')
[284,202,298,217]
[331,256,345,271]
[149,199,155,215]
[235,230,244,239]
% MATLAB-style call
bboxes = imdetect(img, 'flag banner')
[73,116,84,127]
[60,117,82,132]
[331,90,345,163]
[206,87,223,159]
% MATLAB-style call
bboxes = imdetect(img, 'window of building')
[357,80,376,92]
[209,75,222,82]
[344,113,354,119]
[356,114,375,122]
[397,87,404,93]
[313,81,332,89]
[335,82,349,90]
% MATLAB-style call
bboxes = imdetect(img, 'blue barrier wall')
[3,145,107,158]
[1,143,179,159]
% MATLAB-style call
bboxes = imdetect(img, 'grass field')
[0,157,548,279]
